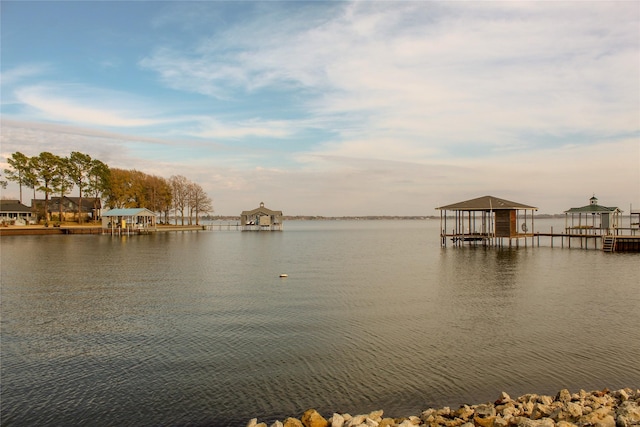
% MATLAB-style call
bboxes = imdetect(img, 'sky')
[1,1,638,216]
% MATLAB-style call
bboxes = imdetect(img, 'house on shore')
[102,208,157,234]
[32,196,102,221]
[0,200,35,225]
[436,195,538,247]
[240,202,283,231]
[564,195,621,234]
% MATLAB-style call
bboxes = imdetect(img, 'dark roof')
[436,195,537,211]
[565,204,620,214]
[32,196,101,209]
[0,200,32,213]
[66,196,101,208]
[241,202,282,216]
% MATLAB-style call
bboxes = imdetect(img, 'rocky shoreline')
[247,388,639,427]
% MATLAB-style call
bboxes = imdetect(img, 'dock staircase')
[602,235,616,252]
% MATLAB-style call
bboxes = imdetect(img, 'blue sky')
[1,1,638,215]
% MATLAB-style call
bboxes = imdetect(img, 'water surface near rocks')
[1,219,638,426]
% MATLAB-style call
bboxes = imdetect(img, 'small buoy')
[279,273,288,278]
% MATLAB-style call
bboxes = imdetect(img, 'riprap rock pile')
[247,388,640,427]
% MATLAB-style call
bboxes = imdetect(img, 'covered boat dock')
[102,208,157,235]
[436,195,537,248]
[564,195,621,235]
[240,202,283,231]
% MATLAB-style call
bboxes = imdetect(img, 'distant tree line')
[3,151,213,225]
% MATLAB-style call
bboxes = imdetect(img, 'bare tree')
[188,182,213,225]
[169,175,189,225]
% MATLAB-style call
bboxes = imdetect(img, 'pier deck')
[441,228,639,252]
[533,229,640,251]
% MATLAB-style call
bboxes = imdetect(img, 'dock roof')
[565,204,620,213]
[241,202,282,217]
[102,208,156,217]
[436,195,537,211]
[564,195,621,214]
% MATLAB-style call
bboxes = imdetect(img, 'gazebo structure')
[102,208,157,235]
[240,202,283,231]
[564,195,621,235]
[436,195,537,247]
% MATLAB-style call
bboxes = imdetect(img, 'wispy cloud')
[0,64,50,86]
[187,118,293,139]
[2,2,637,215]
[13,85,176,127]
[140,1,638,163]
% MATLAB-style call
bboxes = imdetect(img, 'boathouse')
[102,208,157,234]
[436,195,537,247]
[240,202,283,231]
[564,195,621,234]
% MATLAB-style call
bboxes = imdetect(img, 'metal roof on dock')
[436,195,537,211]
[564,196,620,214]
[102,208,156,217]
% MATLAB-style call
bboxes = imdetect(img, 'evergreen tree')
[4,152,31,203]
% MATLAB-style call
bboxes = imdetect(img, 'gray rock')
[557,389,573,403]
[557,421,578,427]
[616,401,640,427]
[255,387,640,427]
[475,403,497,418]
[497,391,513,404]
[538,395,553,406]
[346,415,366,427]
[579,407,615,427]
[565,402,584,419]
[531,403,552,420]
[517,417,555,427]
[453,405,475,421]
[330,413,345,427]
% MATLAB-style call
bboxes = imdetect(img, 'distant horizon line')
[204,214,572,220]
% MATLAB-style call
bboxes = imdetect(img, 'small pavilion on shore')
[240,202,283,231]
[436,195,538,247]
[564,195,621,235]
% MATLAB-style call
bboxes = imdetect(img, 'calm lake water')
[1,220,639,426]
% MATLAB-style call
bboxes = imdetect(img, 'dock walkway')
[533,227,639,251]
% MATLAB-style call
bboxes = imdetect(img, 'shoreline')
[0,224,205,236]
[248,388,639,427]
